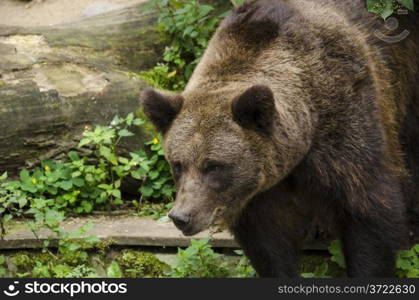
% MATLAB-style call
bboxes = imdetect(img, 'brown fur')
[141,0,419,277]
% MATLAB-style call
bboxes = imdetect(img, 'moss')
[92,239,115,257]
[10,252,51,274]
[59,250,89,266]
[0,80,6,88]
[117,250,170,278]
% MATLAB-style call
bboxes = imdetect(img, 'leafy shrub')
[395,244,419,278]
[134,136,176,201]
[11,249,99,278]
[328,240,346,269]
[139,0,224,91]
[169,238,229,278]
[327,239,419,278]
[137,201,174,221]
[0,113,176,278]
[0,113,175,232]
[233,250,257,278]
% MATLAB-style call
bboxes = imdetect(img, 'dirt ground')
[0,0,145,27]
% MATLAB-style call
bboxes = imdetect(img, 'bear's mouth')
[180,226,201,236]
[178,206,227,236]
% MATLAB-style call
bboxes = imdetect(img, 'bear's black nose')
[168,211,190,229]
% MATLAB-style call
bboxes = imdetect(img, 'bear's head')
[141,84,306,235]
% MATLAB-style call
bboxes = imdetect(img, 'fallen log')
[0,3,162,174]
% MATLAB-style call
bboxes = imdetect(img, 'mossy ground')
[0,247,340,278]
[116,250,170,278]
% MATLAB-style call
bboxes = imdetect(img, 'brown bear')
[141,0,419,277]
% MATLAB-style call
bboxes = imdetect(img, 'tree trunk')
[0,3,163,175]
[0,0,231,175]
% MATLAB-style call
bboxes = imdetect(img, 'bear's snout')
[168,210,191,231]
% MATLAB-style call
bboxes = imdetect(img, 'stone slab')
[0,215,239,250]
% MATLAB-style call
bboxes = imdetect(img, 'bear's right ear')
[141,88,184,133]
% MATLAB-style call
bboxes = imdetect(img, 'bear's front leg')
[230,184,306,278]
[341,179,408,277]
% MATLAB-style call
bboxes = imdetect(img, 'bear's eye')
[171,161,182,179]
[202,161,225,175]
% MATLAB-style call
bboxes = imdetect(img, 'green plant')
[301,262,331,278]
[328,240,346,269]
[11,248,99,279]
[0,255,6,278]
[140,0,223,91]
[137,200,174,221]
[133,135,176,201]
[233,250,257,278]
[107,261,123,278]
[0,113,175,231]
[0,112,177,278]
[367,0,417,19]
[327,240,419,278]
[230,0,246,6]
[395,244,419,278]
[169,238,229,278]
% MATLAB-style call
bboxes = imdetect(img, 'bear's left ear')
[141,88,184,133]
[231,85,275,135]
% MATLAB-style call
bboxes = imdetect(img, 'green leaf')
[118,129,135,137]
[81,200,93,213]
[45,210,65,227]
[60,181,73,191]
[398,0,414,10]
[126,112,134,125]
[3,214,12,223]
[18,197,28,208]
[107,261,123,278]
[114,180,121,189]
[130,169,143,180]
[72,171,82,178]
[21,183,37,193]
[78,138,91,148]
[0,171,7,181]
[72,178,85,187]
[68,242,81,251]
[328,240,346,268]
[133,118,145,126]
[19,169,31,183]
[68,151,80,162]
[140,186,154,197]
[111,189,121,199]
[99,146,118,165]
[118,157,129,165]
[98,184,112,190]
